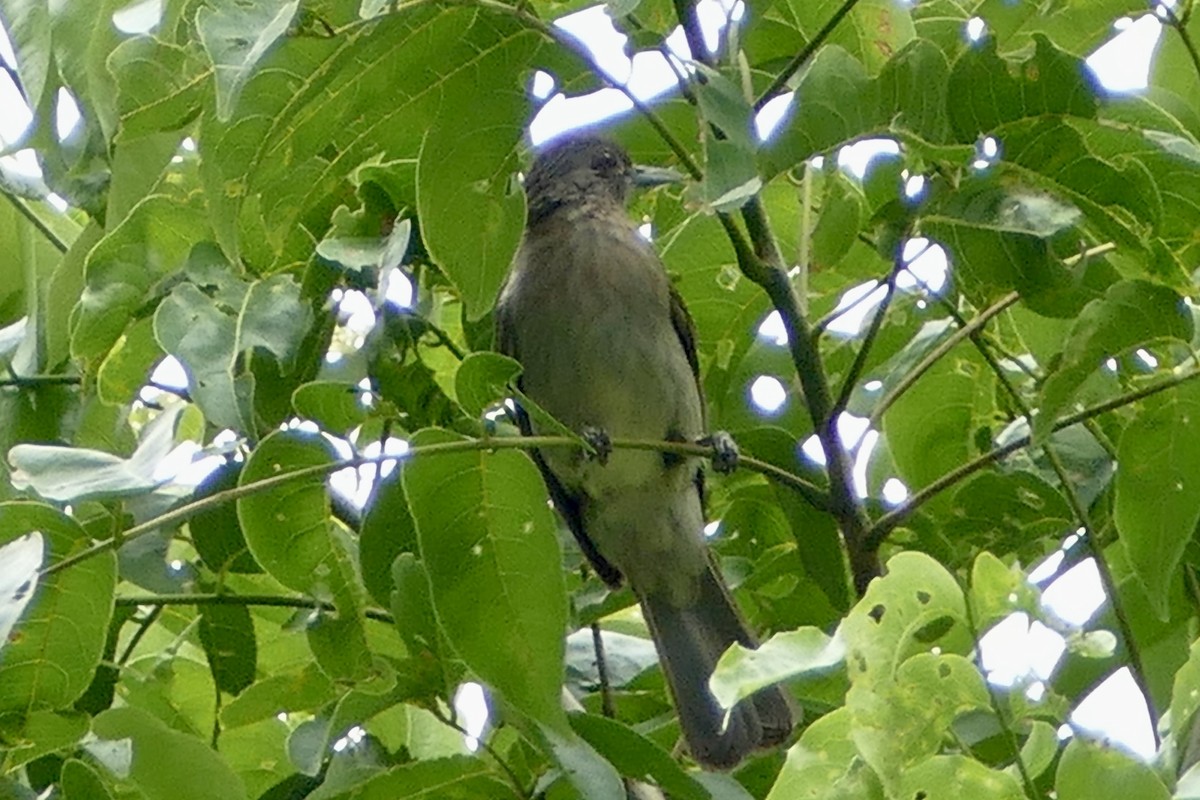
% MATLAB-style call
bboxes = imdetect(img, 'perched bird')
[495,134,792,769]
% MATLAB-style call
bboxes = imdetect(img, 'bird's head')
[523,135,680,225]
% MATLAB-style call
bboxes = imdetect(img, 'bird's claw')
[700,431,739,474]
[581,426,612,465]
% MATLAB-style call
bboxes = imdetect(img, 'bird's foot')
[699,431,739,474]
[581,426,612,465]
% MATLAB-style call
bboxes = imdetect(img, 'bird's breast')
[501,216,704,487]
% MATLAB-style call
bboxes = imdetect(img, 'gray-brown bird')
[495,134,792,768]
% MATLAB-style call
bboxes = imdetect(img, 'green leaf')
[921,173,1082,310]
[1150,3,1200,126]
[761,46,880,178]
[969,551,1041,632]
[765,707,884,799]
[389,554,441,661]
[220,663,335,729]
[155,272,313,432]
[190,460,262,575]
[0,710,90,771]
[899,754,1026,800]
[236,430,371,679]
[96,317,164,406]
[570,713,712,800]
[196,0,300,122]
[946,35,1098,143]
[1114,379,1200,619]
[402,428,567,728]
[0,502,114,713]
[454,352,520,419]
[292,381,369,434]
[1054,738,1169,800]
[882,344,990,502]
[976,0,1146,57]
[694,66,756,150]
[841,552,970,690]
[110,36,209,140]
[710,627,844,712]
[303,755,517,799]
[810,171,865,268]
[703,138,762,212]
[198,602,257,695]
[61,758,115,800]
[415,59,529,320]
[92,706,248,800]
[8,404,184,502]
[1036,280,1193,441]
[744,0,913,76]
[848,653,991,791]
[70,194,209,363]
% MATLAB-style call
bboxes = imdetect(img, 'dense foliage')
[3,0,1200,797]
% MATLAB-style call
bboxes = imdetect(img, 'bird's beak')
[632,165,685,187]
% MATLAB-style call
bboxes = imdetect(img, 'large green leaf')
[0,502,115,712]
[1036,280,1193,441]
[70,194,209,363]
[1114,379,1200,619]
[236,430,371,680]
[882,343,991,501]
[201,7,541,276]
[1054,738,1169,800]
[946,35,1098,143]
[155,270,312,432]
[401,428,567,728]
[765,707,884,799]
[196,0,299,121]
[91,706,248,800]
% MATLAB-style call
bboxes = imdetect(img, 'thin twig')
[868,367,1200,546]
[42,434,828,578]
[117,605,163,665]
[962,577,1038,797]
[114,593,395,624]
[832,245,907,415]
[812,279,884,336]
[432,707,530,798]
[868,292,1020,430]
[1163,3,1200,90]
[1,189,71,254]
[753,0,863,111]
[0,373,81,388]
[671,0,711,65]
[591,623,616,718]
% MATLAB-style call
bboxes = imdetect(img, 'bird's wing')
[495,290,624,587]
[668,280,709,429]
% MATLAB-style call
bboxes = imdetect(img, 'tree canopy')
[2,0,1200,798]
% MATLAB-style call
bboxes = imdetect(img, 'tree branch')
[114,593,395,623]
[671,0,711,65]
[42,434,828,578]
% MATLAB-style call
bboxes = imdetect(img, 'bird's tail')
[638,559,793,769]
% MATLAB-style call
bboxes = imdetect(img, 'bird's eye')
[592,151,619,173]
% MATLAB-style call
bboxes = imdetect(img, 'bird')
[494,133,792,769]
